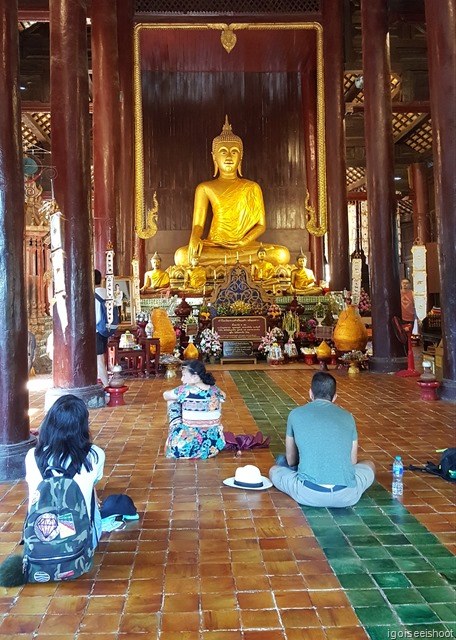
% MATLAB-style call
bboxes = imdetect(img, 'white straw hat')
[223,465,272,491]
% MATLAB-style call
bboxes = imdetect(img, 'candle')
[249,254,252,265]
[236,251,239,262]
[203,285,206,296]
[224,254,227,265]
[213,269,217,280]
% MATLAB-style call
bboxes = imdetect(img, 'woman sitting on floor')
[163,359,226,459]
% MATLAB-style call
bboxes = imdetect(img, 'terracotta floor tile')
[1,370,453,639]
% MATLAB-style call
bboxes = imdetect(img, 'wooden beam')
[346,100,430,114]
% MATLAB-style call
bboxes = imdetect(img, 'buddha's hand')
[188,237,203,262]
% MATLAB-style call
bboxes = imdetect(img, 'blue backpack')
[95,293,119,337]
[22,465,95,583]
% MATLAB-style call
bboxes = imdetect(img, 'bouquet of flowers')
[198,329,222,357]
[258,328,284,355]
[358,289,371,316]
[230,300,252,316]
[339,350,368,363]
[199,302,212,320]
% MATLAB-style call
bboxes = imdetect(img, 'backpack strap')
[95,293,105,304]
[43,464,79,480]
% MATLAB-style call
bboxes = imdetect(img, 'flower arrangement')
[216,300,253,316]
[339,350,368,363]
[258,328,284,355]
[198,329,222,357]
[199,302,212,320]
[267,303,282,319]
[358,289,371,316]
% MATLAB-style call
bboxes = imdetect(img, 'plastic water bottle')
[392,456,404,496]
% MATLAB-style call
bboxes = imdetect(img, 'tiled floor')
[0,365,454,639]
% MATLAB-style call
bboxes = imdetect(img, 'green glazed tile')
[430,603,456,622]
[416,545,454,558]
[346,535,381,547]
[372,572,412,589]
[394,604,440,624]
[347,589,388,607]
[399,523,431,533]
[322,546,358,560]
[406,572,449,587]
[354,605,398,626]
[417,586,456,603]
[339,525,373,537]
[387,545,422,558]
[328,558,368,574]
[406,533,443,545]
[314,534,349,547]
[338,573,378,589]
[382,588,426,605]
[363,559,400,573]
[394,557,434,572]
[376,533,411,545]
[428,557,456,572]
[355,546,391,560]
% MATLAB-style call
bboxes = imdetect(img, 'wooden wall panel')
[141,71,308,239]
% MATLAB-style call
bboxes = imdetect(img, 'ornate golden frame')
[133,22,327,238]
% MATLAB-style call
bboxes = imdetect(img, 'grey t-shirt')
[286,399,358,487]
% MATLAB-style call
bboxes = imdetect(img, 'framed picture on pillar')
[113,277,135,325]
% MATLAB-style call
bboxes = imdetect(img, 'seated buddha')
[141,252,170,292]
[183,255,207,291]
[251,245,275,282]
[289,252,323,296]
[174,116,290,268]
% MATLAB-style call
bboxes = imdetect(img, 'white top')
[25,445,105,514]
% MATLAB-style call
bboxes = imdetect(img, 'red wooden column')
[322,0,350,290]
[425,0,456,401]
[361,0,404,372]
[302,70,324,281]
[91,0,121,274]
[0,0,35,480]
[116,0,135,276]
[409,163,431,243]
[47,0,104,408]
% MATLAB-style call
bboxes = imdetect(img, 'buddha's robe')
[142,269,170,291]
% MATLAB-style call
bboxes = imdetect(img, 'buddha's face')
[191,257,199,268]
[151,258,161,270]
[257,250,266,261]
[297,256,307,268]
[213,142,242,176]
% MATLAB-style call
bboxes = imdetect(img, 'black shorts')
[96,333,108,356]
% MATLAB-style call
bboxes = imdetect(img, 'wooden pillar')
[302,70,324,282]
[322,0,350,290]
[361,0,404,372]
[134,235,147,289]
[0,0,35,480]
[48,0,104,408]
[425,0,456,400]
[117,0,135,276]
[409,163,431,243]
[92,0,121,274]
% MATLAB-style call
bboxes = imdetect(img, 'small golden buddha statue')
[289,251,323,296]
[183,255,207,291]
[141,252,170,292]
[251,245,275,282]
[174,116,290,268]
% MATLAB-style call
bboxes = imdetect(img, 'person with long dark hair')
[163,359,226,459]
[25,394,105,547]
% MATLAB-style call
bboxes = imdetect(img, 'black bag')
[408,448,456,483]
[23,465,95,583]
[95,293,119,338]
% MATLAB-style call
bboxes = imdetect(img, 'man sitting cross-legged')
[269,372,375,508]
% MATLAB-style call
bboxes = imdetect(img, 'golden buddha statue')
[251,245,275,282]
[141,252,170,292]
[290,251,323,296]
[183,255,207,291]
[174,116,290,268]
